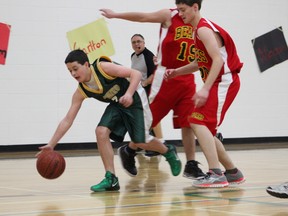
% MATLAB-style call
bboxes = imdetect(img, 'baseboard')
[0,136,288,152]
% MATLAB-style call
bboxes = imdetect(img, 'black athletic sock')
[225,168,238,174]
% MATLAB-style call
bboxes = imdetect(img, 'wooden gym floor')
[0,143,288,216]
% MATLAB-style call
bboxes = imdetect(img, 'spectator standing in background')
[130,33,164,157]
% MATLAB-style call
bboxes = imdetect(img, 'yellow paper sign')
[66,18,115,62]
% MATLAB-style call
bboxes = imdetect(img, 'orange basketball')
[36,151,66,179]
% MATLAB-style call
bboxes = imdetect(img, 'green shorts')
[98,93,150,143]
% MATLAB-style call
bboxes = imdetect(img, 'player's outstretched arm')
[99,8,171,25]
[37,89,84,156]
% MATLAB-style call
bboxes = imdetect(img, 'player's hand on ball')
[36,145,53,157]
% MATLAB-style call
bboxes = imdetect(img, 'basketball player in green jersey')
[37,49,181,192]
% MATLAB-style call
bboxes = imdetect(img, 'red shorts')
[188,73,240,135]
[149,66,196,128]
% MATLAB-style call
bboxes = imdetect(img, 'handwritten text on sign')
[67,18,115,62]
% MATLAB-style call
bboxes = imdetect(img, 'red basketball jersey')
[195,18,243,82]
[149,9,196,128]
[158,9,195,69]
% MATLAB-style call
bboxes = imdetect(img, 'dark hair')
[131,34,145,40]
[64,49,89,65]
[175,0,202,10]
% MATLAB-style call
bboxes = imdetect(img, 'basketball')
[36,151,66,179]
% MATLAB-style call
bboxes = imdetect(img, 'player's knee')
[95,126,110,138]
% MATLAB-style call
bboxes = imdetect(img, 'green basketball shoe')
[162,144,182,176]
[90,171,120,192]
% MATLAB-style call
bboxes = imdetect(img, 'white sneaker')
[266,182,288,198]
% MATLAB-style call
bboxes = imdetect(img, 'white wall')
[0,0,287,145]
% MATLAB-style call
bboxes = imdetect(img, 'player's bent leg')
[144,128,161,157]
[95,126,116,174]
[135,139,181,176]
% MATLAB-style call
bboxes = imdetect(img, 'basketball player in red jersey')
[100,8,205,179]
[165,0,245,188]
